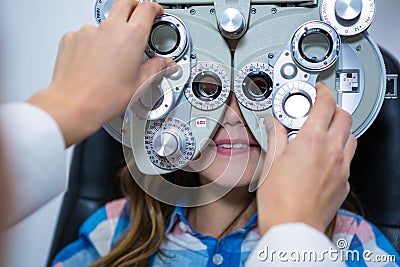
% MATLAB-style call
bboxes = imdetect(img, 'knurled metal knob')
[335,0,363,21]
[218,8,246,39]
[153,129,181,158]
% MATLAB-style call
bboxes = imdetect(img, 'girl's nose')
[221,93,245,126]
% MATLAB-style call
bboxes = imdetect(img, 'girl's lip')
[213,139,258,146]
[212,139,259,155]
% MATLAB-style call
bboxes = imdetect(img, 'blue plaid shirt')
[53,199,400,267]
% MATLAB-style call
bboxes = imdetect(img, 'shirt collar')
[165,206,259,236]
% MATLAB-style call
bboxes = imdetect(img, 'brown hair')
[91,164,355,267]
[90,165,199,267]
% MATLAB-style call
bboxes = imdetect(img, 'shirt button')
[212,253,224,265]
[178,221,186,232]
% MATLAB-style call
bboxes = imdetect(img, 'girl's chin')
[199,167,257,188]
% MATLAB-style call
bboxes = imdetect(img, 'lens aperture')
[150,22,180,55]
[146,14,189,60]
[291,21,340,71]
[299,29,333,63]
[192,71,222,101]
[243,71,273,101]
[283,92,312,118]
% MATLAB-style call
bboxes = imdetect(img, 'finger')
[343,134,357,166]
[303,82,336,131]
[265,117,288,159]
[107,0,139,22]
[128,2,163,25]
[53,31,76,81]
[249,117,287,192]
[137,57,176,86]
[328,107,353,147]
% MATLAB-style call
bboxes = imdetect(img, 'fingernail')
[264,116,274,131]
[167,61,178,71]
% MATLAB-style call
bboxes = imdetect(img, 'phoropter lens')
[149,22,180,55]
[192,71,222,101]
[243,71,273,101]
[146,14,189,60]
[291,21,340,72]
[298,29,333,63]
[283,92,312,119]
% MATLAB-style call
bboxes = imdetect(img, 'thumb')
[137,57,177,88]
[249,116,288,192]
[265,116,288,159]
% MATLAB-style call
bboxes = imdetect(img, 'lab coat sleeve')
[0,102,67,227]
[245,223,346,266]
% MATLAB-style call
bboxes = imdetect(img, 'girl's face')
[191,94,263,188]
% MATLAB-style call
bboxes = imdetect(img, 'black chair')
[46,128,125,266]
[350,47,400,253]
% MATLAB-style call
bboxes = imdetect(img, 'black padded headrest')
[47,128,124,266]
[67,128,125,199]
[350,47,400,252]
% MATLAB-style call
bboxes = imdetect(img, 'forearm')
[0,102,67,228]
[27,86,102,147]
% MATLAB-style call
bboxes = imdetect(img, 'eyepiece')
[192,71,222,101]
[146,14,189,60]
[291,21,340,71]
[149,22,181,55]
[298,28,333,64]
[243,71,273,101]
[234,63,274,111]
[185,63,230,111]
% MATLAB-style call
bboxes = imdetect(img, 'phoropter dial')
[145,118,195,170]
[272,81,316,130]
[234,62,274,111]
[185,63,230,111]
[321,0,376,36]
[94,0,113,23]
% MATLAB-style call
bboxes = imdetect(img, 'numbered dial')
[235,62,274,111]
[321,0,376,36]
[94,0,114,23]
[145,118,195,170]
[272,81,316,130]
[185,63,230,111]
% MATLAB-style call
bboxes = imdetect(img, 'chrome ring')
[272,81,316,130]
[291,21,341,72]
[185,62,230,111]
[146,14,189,60]
[234,62,274,111]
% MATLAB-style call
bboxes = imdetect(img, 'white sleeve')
[0,102,67,227]
[245,223,346,266]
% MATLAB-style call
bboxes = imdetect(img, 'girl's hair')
[91,164,361,267]
[90,166,199,267]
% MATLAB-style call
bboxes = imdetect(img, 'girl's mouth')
[213,139,259,155]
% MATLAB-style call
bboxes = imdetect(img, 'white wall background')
[369,0,400,62]
[0,0,399,267]
[0,1,94,267]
